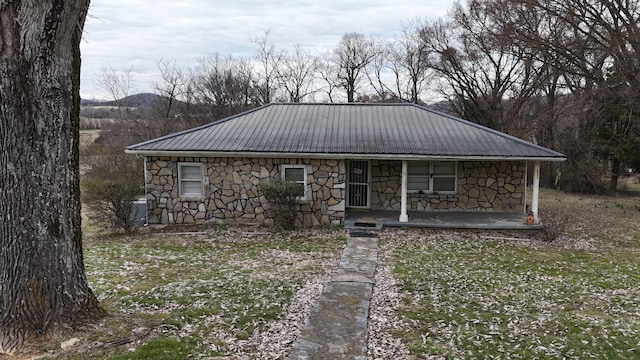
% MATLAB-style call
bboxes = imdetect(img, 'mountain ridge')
[81,93,161,107]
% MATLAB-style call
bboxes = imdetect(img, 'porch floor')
[344,209,541,230]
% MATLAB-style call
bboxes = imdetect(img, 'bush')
[81,144,143,234]
[83,177,141,233]
[259,178,303,230]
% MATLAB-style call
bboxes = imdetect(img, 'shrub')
[83,177,141,234]
[259,178,303,230]
[82,144,143,234]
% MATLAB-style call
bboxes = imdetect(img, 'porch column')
[399,160,409,222]
[531,161,540,223]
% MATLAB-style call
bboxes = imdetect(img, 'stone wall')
[370,160,526,212]
[145,157,346,226]
[459,161,526,212]
[144,157,526,228]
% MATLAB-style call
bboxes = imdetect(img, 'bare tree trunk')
[610,157,621,193]
[0,1,101,353]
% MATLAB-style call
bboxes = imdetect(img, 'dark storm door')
[347,160,370,208]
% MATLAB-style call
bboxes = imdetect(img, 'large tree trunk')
[0,1,101,353]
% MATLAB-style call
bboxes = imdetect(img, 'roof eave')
[124,149,567,162]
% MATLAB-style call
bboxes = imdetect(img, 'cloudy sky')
[80,0,453,99]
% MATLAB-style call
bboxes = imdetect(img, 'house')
[125,103,565,228]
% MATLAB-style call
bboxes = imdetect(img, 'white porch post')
[400,160,409,222]
[531,161,541,223]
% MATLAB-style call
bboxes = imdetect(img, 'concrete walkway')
[288,234,378,359]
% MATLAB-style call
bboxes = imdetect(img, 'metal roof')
[126,103,565,161]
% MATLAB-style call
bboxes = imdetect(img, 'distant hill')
[80,98,104,106]
[427,100,456,116]
[80,94,457,119]
[81,93,161,107]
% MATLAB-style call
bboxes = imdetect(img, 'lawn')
[32,227,347,359]
[375,184,640,359]
[19,184,640,359]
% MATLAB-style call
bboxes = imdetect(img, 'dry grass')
[79,129,101,150]
[374,185,640,359]
[538,183,640,249]
[12,185,640,359]
[18,226,346,359]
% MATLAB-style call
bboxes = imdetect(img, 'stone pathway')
[288,233,379,359]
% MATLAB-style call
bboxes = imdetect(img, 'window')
[407,161,431,191]
[432,161,457,192]
[407,161,457,193]
[281,165,307,199]
[178,163,203,197]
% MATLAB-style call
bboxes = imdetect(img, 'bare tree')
[116,58,195,140]
[420,4,542,134]
[317,52,341,102]
[277,45,320,102]
[359,20,433,103]
[94,64,161,144]
[480,0,640,192]
[486,0,579,187]
[94,64,136,111]
[151,58,190,118]
[192,53,256,119]
[518,0,640,171]
[252,30,284,104]
[0,1,102,353]
[363,40,397,101]
[387,19,432,103]
[332,32,379,102]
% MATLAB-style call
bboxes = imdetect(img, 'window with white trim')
[407,161,457,193]
[178,163,203,197]
[281,165,307,199]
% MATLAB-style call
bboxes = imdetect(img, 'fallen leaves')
[79,228,346,358]
[381,227,640,359]
[27,188,640,358]
[367,244,410,359]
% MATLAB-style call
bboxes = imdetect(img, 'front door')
[347,160,370,208]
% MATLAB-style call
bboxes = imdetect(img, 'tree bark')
[610,157,621,193]
[0,0,101,353]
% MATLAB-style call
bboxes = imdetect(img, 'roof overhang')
[124,149,567,162]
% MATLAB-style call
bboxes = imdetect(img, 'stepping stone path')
[288,232,379,359]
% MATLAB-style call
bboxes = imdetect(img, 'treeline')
[94,0,640,194]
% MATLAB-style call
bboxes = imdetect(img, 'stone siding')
[370,160,525,212]
[144,157,526,228]
[145,156,345,226]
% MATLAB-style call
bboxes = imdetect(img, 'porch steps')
[348,230,379,238]
[346,220,382,237]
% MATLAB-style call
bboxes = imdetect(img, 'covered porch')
[345,159,546,230]
[344,209,541,230]
[394,160,544,225]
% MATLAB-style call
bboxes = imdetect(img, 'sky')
[80,0,453,100]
